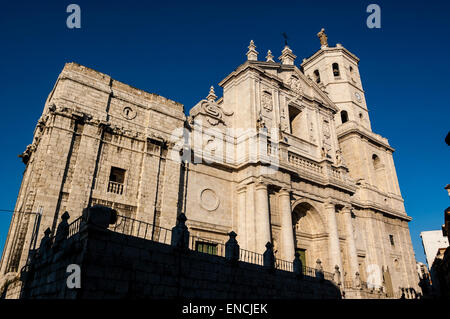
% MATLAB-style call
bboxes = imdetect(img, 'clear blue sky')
[0,0,449,265]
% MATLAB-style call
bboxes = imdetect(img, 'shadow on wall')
[18,205,342,299]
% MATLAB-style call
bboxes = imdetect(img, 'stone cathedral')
[0,30,419,298]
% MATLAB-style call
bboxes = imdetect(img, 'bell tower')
[301,28,372,131]
[302,28,405,204]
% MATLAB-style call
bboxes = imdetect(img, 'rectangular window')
[107,167,126,195]
[389,234,395,246]
[195,241,218,256]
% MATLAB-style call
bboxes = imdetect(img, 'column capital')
[324,202,336,210]
[279,188,291,196]
[341,205,352,215]
[255,179,267,190]
[237,185,247,194]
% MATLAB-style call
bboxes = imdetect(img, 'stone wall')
[19,216,341,299]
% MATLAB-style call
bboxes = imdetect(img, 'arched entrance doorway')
[292,202,328,269]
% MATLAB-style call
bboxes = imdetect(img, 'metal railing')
[68,216,83,238]
[41,213,337,285]
[109,215,172,245]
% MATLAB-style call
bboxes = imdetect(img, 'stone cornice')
[350,200,412,222]
[301,45,360,68]
[336,121,395,152]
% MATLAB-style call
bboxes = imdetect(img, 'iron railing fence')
[109,216,336,280]
[29,213,337,283]
[68,216,83,238]
[109,214,172,245]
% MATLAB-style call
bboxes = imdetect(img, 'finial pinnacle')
[266,50,274,62]
[278,46,296,65]
[207,85,217,102]
[246,40,258,61]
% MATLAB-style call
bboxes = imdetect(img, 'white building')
[420,230,449,267]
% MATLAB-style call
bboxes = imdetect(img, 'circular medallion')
[199,188,220,212]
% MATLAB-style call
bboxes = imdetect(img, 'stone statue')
[256,112,266,130]
[315,258,324,279]
[317,28,328,47]
[335,148,345,166]
[355,271,361,288]
[334,265,342,286]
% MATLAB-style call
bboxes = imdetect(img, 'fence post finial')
[293,252,303,278]
[55,211,70,244]
[263,242,275,271]
[171,213,189,249]
[225,231,239,262]
[38,227,52,256]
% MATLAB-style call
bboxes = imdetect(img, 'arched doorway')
[292,202,328,269]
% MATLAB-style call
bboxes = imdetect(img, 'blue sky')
[0,0,448,265]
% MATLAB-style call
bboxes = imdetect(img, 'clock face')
[355,92,362,102]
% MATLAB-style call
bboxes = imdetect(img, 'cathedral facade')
[0,30,419,298]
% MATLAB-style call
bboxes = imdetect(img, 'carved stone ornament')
[261,90,273,112]
[256,112,266,130]
[335,148,346,166]
[322,119,331,139]
[287,76,303,97]
[191,87,234,127]
[203,101,224,126]
[279,108,289,132]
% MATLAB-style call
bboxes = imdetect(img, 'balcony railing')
[267,140,355,190]
[107,181,124,195]
[288,151,323,174]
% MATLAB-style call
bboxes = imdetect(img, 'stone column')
[279,188,295,261]
[325,202,343,274]
[237,186,247,250]
[342,206,359,284]
[255,181,271,254]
